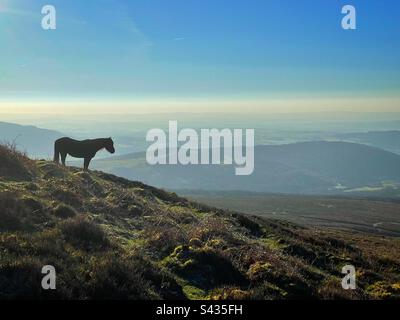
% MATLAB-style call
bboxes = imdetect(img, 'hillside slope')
[0,144,399,300]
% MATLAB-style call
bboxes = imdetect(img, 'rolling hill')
[335,131,400,154]
[0,122,64,158]
[1,143,400,300]
[91,142,400,195]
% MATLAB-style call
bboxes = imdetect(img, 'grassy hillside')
[1,144,400,300]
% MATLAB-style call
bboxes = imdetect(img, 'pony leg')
[84,157,92,171]
[61,153,67,166]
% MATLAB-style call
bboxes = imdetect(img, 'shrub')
[53,204,77,219]
[50,188,82,208]
[0,142,33,181]
[60,216,109,250]
[318,277,365,300]
[233,214,263,237]
[164,245,247,290]
[21,196,43,213]
[0,210,22,232]
[146,225,188,257]
[84,253,158,300]
[19,196,50,225]
[189,216,234,243]
[189,238,203,248]
[249,282,288,300]
[366,281,400,300]
[0,193,26,231]
[210,287,251,300]
[0,257,45,299]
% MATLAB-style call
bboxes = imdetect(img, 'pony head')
[105,138,115,154]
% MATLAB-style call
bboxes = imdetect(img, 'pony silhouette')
[54,137,115,170]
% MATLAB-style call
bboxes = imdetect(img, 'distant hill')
[1,143,399,300]
[335,131,400,154]
[0,122,64,158]
[91,141,400,195]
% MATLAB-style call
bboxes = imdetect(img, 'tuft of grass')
[366,281,400,300]
[318,277,365,300]
[83,253,158,300]
[146,225,188,257]
[59,215,109,250]
[53,204,77,219]
[182,284,206,300]
[209,287,251,300]
[0,257,48,299]
[50,188,82,208]
[0,192,31,232]
[163,244,247,291]
[0,142,34,181]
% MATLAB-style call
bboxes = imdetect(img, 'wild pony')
[54,137,115,170]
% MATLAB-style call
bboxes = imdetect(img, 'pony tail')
[54,142,60,163]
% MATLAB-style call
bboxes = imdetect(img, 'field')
[183,192,400,237]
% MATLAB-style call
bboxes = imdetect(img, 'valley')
[182,191,400,237]
[90,141,400,196]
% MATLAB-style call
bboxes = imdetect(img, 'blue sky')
[0,0,399,112]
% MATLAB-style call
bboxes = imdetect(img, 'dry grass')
[0,150,399,300]
[0,142,35,181]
